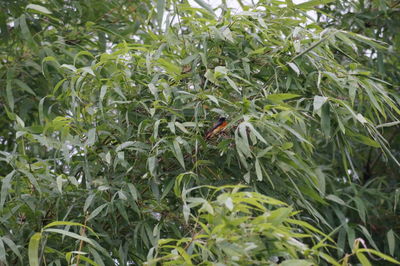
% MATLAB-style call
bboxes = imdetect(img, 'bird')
[205,117,228,140]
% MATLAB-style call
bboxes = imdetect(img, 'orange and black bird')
[205,117,228,140]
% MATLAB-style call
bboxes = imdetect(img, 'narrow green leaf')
[288,62,300,76]
[87,203,108,221]
[157,0,165,30]
[19,169,41,193]
[75,255,99,266]
[0,238,6,263]
[357,249,400,264]
[128,183,138,201]
[376,121,400,128]
[173,139,185,169]
[281,260,313,266]
[0,170,14,210]
[226,76,241,93]
[356,251,371,266]
[387,229,395,256]
[6,69,14,111]
[28,233,42,266]
[116,141,136,152]
[267,93,300,102]
[26,4,52,14]
[15,79,36,96]
[148,156,157,176]
[317,252,341,266]
[89,247,106,266]
[84,194,96,212]
[313,96,328,113]
[2,236,22,261]
[326,194,346,206]
[56,175,63,193]
[255,159,263,181]
[321,103,331,137]
[157,58,180,76]
[192,0,216,16]
[44,229,94,246]
[86,128,96,146]
[73,51,94,66]
[295,0,334,9]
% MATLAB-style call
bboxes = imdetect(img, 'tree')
[0,0,399,265]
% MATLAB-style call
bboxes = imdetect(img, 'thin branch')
[75,213,89,266]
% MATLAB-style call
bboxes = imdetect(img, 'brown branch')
[75,213,89,265]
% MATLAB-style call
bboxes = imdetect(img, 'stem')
[75,214,89,266]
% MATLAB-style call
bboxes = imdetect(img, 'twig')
[75,213,89,265]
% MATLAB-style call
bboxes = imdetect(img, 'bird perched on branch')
[205,117,228,140]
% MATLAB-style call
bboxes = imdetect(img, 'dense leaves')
[0,0,399,265]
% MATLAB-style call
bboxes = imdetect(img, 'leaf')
[387,229,395,256]
[356,251,371,266]
[226,76,241,93]
[38,96,47,125]
[192,0,216,16]
[148,156,157,177]
[6,69,14,111]
[280,260,314,266]
[19,169,41,193]
[148,83,158,97]
[28,233,42,266]
[157,58,181,76]
[344,31,387,50]
[84,194,96,212]
[89,247,106,266]
[53,78,66,94]
[183,204,190,223]
[267,93,300,102]
[354,197,366,223]
[357,249,400,265]
[43,221,97,236]
[214,66,228,77]
[116,141,136,152]
[86,128,96,146]
[73,51,94,65]
[321,103,331,137]
[74,255,99,266]
[288,62,300,76]
[2,236,22,261]
[173,139,185,169]
[358,225,379,251]
[317,252,341,266]
[157,0,165,30]
[295,0,334,9]
[376,121,400,128]
[56,175,64,193]
[326,195,346,206]
[44,229,94,246]
[0,170,14,210]
[87,204,108,221]
[224,197,233,211]
[128,183,138,201]
[235,125,251,158]
[0,238,5,263]
[255,159,263,181]
[181,54,198,65]
[15,79,36,96]
[26,4,52,14]
[313,96,328,113]
[175,122,190,134]
[60,64,77,72]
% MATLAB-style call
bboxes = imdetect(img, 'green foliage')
[0,0,399,265]
[147,185,332,265]
[147,185,399,265]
